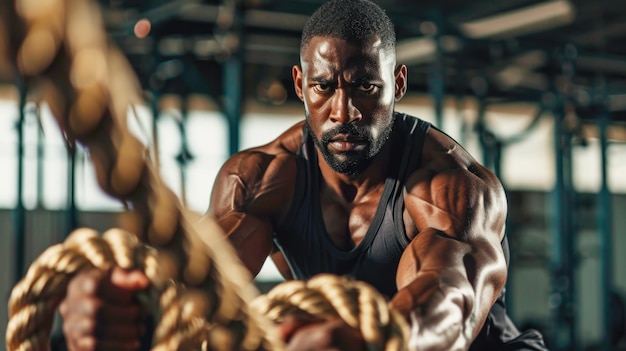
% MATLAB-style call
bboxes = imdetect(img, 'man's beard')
[307,116,394,177]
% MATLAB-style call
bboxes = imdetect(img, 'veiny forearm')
[391,270,475,351]
[390,230,506,351]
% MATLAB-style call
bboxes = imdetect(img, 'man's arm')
[390,130,508,351]
[206,125,301,277]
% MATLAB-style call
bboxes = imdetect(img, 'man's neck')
[316,138,393,204]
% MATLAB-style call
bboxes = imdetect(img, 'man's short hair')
[301,0,396,55]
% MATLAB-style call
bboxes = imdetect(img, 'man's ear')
[292,65,304,101]
[394,64,407,101]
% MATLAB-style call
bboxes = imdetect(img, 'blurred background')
[1,0,626,350]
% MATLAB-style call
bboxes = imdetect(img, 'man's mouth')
[328,135,366,152]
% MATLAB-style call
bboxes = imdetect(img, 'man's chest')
[319,186,420,250]
[318,186,385,250]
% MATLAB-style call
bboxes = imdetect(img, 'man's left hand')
[278,315,366,351]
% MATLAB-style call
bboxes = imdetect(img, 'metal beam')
[427,11,445,129]
[550,92,578,351]
[65,145,78,235]
[13,79,26,284]
[598,106,614,351]
[223,54,242,155]
[221,1,243,156]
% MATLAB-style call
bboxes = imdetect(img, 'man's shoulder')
[212,140,299,216]
[229,120,304,167]
[225,143,299,182]
[409,124,500,187]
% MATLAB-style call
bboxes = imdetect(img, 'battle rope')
[0,0,410,350]
[251,274,410,351]
[2,0,277,349]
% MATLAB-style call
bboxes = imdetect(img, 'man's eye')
[357,83,376,93]
[315,84,331,92]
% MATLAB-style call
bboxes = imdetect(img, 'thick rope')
[251,274,410,351]
[1,0,411,350]
[1,0,278,350]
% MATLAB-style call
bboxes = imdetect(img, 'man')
[60,0,548,350]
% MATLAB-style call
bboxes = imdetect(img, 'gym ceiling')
[97,0,626,122]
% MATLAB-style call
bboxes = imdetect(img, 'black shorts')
[470,299,549,351]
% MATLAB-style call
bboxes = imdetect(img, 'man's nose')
[329,89,362,124]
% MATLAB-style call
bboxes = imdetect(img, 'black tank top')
[274,113,548,350]
[274,112,428,298]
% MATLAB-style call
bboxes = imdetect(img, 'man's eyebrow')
[308,76,333,84]
[352,75,383,83]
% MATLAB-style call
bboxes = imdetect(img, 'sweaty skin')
[208,35,508,350]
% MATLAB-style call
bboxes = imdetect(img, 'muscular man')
[60,0,548,350]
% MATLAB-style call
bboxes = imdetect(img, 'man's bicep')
[406,163,507,242]
[399,167,508,297]
[207,153,277,276]
[207,148,296,277]
[405,167,508,281]
[209,155,250,217]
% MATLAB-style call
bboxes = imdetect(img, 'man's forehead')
[306,34,384,52]
[302,35,394,65]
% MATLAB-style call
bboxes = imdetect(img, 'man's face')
[292,35,406,176]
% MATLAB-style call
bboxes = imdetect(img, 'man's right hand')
[59,267,150,351]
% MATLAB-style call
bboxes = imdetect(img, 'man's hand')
[278,315,366,351]
[59,267,150,351]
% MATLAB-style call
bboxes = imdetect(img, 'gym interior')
[1,0,626,350]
